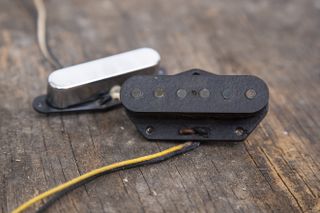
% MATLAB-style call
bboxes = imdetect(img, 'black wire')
[36,142,200,213]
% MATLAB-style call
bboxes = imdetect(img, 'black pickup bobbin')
[121,69,269,142]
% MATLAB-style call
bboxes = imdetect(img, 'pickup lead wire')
[179,127,210,137]
[12,142,200,213]
[109,85,122,100]
[33,0,62,69]
[179,127,196,135]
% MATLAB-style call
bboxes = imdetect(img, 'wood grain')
[1,0,320,212]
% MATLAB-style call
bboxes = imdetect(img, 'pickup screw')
[245,89,256,99]
[146,126,154,135]
[154,88,165,98]
[177,89,187,98]
[131,88,143,98]
[235,127,244,136]
[199,88,210,98]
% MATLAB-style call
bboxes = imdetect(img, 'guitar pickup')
[120,69,269,141]
[33,48,161,114]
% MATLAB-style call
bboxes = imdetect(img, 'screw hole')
[145,126,154,135]
[192,72,200,75]
[235,127,245,136]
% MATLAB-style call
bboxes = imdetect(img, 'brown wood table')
[1,0,320,212]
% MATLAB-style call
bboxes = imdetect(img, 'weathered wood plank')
[1,0,320,212]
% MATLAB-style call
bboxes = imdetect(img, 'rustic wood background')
[1,0,320,212]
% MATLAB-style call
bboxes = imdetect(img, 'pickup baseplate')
[121,69,269,141]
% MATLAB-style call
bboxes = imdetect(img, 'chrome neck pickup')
[33,48,161,114]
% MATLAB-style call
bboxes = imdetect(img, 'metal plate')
[33,94,121,114]
[126,106,268,141]
[47,48,160,108]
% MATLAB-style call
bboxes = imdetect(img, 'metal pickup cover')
[121,69,269,141]
[33,48,161,113]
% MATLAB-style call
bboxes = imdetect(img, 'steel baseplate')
[121,69,269,142]
[33,93,121,113]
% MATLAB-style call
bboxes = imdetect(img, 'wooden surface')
[1,0,320,212]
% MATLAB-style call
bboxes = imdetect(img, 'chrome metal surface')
[47,48,161,108]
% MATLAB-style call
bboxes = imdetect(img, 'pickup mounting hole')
[235,127,245,136]
[145,126,154,135]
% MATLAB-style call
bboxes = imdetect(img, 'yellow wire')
[12,142,191,213]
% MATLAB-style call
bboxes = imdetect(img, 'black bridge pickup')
[121,69,269,142]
